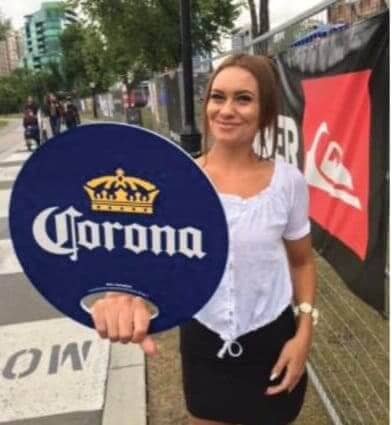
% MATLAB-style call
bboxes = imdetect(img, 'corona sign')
[9,124,228,333]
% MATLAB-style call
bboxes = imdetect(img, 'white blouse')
[194,159,310,358]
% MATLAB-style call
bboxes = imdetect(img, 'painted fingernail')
[270,372,278,381]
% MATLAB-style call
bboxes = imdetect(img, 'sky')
[0,0,325,30]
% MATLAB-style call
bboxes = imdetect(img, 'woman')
[45,93,63,136]
[91,54,317,425]
[64,96,81,130]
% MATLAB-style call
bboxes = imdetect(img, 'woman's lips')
[215,121,241,129]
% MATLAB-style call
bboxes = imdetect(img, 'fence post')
[179,0,201,157]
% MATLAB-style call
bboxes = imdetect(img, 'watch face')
[9,123,229,333]
[300,303,312,314]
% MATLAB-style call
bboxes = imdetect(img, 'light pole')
[89,81,98,118]
[179,0,201,157]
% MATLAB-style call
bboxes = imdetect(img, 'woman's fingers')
[265,359,304,395]
[140,336,158,356]
[132,302,150,344]
[265,337,307,395]
[265,367,292,395]
[91,301,108,339]
[118,305,134,344]
[269,351,287,383]
[91,294,156,355]
[105,301,120,342]
[288,373,302,393]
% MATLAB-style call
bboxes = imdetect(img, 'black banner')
[276,11,388,311]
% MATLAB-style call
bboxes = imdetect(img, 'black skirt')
[179,306,307,425]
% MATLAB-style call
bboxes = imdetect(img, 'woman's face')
[206,66,260,147]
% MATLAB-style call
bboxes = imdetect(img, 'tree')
[60,23,115,95]
[0,66,68,114]
[60,24,88,91]
[69,0,240,78]
[81,26,117,92]
[246,0,270,54]
[0,9,11,41]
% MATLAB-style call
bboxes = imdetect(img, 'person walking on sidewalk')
[22,104,40,150]
[64,96,81,130]
[90,54,317,425]
[45,93,63,137]
[23,96,39,116]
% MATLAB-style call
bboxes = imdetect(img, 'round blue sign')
[9,123,228,333]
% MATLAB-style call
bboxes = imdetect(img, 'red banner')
[302,72,371,260]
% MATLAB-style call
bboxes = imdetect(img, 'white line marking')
[0,166,21,182]
[0,190,11,218]
[0,152,31,164]
[0,239,22,275]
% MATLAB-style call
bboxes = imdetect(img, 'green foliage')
[68,0,240,73]
[0,9,10,41]
[0,66,66,114]
[0,0,239,112]
[60,24,86,90]
[60,23,116,95]
[0,22,116,114]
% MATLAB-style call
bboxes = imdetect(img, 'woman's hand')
[91,294,157,356]
[265,332,311,395]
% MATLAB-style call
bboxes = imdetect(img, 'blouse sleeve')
[282,167,311,240]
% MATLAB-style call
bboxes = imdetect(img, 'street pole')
[90,82,98,119]
[179,0,201,157]
[93,92,98,119]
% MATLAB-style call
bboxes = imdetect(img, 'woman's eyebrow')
[234,90,255,96]
[210,89,255,95]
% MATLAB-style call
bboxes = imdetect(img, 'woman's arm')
[265,234,316,395]
[285,234,316,340]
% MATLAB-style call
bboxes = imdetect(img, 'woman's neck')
[206,144,259,172]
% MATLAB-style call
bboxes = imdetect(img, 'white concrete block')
[102,365,146,425]
[109,342,144,368]
[0,239,22,275]
[0,152,31,164]
[0,318,110,423]
[0,166,21,182]
[0,190,11,218]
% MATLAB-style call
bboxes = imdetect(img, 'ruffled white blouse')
[194,159,310,358]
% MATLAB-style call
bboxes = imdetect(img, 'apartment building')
[0,31,23,77]
[23,1,77,71]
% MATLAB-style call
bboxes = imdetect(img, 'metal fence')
[79,1,389,423]
[144,1,389,424]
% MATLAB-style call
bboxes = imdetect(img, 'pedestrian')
[45,93,63,137]
[22,105,40,150]
[63,96,81,130]
[90,53,317,425]
[23,96,39,116]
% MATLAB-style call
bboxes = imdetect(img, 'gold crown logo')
[84,168,160,214]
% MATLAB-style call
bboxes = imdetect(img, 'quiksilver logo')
[32,207,207,262]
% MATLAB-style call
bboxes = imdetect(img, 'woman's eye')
[209,93,224,101]
[236,95,252,103]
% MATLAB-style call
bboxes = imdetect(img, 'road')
[0,120,23,161]
[0,121,145,425]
